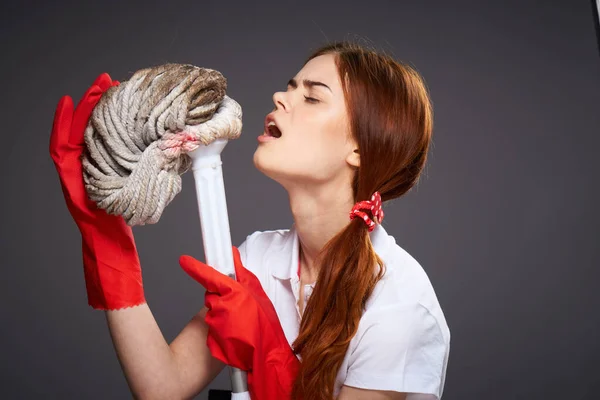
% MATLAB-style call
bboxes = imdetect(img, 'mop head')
[81,63,243,226]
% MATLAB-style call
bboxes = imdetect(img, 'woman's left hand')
[179,247,300,400]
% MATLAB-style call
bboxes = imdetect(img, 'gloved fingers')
[231,246,266,295]
[69,84,102,147]
[71,73,116,147]
[49,95,74,165]
[179,254,233,294]
[90,72,114,92]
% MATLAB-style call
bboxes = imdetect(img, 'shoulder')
[343,239,450,398]
[238,228,292,252]
[365,240,450,342]
[236,228,294,281]
[237,228,292,265]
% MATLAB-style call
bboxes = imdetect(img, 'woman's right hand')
[49,73,145,310]
[179,247,301,400]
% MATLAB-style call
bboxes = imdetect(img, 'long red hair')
[290,41,434,399]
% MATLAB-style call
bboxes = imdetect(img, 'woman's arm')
[337,386,407,400]
[105,305,225,400]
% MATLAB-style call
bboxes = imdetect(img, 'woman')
[50,41,449,400]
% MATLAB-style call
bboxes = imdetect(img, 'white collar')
[269,222,393,281]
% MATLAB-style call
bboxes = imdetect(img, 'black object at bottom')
[208,389,232,400]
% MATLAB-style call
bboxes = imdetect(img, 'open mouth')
[266,122,282,138]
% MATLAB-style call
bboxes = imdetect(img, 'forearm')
[105,303,181,399]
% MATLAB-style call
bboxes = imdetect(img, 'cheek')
[291,109,347,148]
[293,124,350,174]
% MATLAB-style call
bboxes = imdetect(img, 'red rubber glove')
[49,73,146,310]
[179,247,301,400]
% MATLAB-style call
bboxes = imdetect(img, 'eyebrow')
[287,78,332,93]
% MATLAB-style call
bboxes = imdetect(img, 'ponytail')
[291,213,385,400]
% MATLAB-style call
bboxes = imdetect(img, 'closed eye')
[304,96,320,104]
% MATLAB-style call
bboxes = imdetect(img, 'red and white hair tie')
[349,191,384,232]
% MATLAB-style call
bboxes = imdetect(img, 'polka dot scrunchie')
[349,191,384,232]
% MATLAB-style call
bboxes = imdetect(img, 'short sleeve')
[344,303,449,399]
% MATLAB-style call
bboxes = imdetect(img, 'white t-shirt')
[237,223,450,399]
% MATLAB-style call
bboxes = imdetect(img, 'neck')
[288,178,355,284]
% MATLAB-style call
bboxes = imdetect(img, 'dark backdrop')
[1,0,599,399]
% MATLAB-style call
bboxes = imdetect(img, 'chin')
[253,147,329,188]
[253,148,277,179]
[253,149,294,187]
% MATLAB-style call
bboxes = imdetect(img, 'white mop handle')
[231,392,252,400]
[188,139,250,399]
[189,139,235,278]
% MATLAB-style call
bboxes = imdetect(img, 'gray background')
[1,0,599,399]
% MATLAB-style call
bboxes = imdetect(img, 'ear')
[346,148,360,168]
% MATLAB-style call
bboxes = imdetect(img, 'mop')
[81,63,250,399]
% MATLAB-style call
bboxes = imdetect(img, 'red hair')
[291,41,434,399]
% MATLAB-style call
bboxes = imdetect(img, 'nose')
[272,90,288,112]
